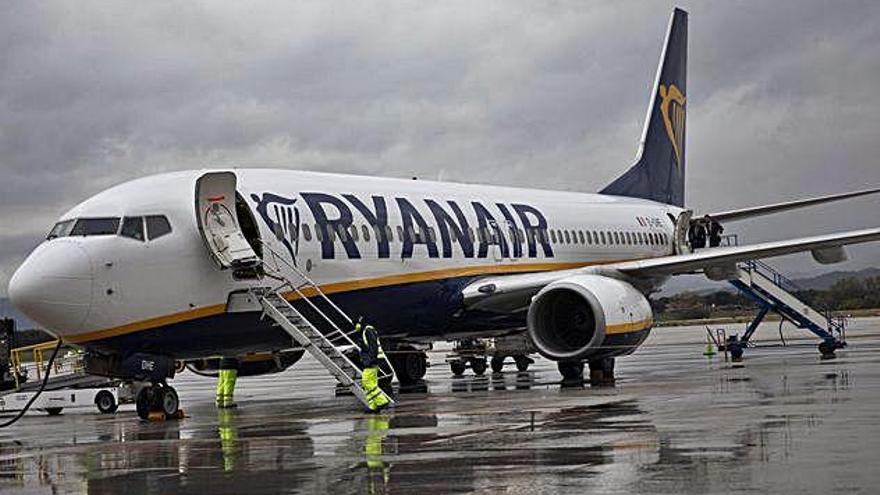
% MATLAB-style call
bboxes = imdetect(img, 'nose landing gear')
[135,383,182,421]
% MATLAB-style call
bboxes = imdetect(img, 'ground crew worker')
[216,357,240,408]
[689,221,707,249]
[357,320,391,412]
[707,216,724,247]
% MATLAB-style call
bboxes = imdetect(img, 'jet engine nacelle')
[527,275,653,362]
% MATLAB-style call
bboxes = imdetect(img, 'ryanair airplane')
[8,9,880,415]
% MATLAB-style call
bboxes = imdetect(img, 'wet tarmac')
[3,318,880,494]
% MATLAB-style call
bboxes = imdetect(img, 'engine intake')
[527,275,653,361]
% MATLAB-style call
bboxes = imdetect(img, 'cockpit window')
[70,218,121,236]
[146,215,172,240]
[120,217,145,241]
[46,220,75,240]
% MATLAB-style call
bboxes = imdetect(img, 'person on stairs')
[357,319,391,413]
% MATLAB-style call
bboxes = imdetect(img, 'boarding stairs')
[250,244,395,409]
[728,259,847,347]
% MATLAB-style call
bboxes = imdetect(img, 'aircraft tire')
[557,361,584,381]
[160,387,179,417]
[135,386,152,420]
[396,352,427,385]
[45,407,63,416]
[514,355,531,372]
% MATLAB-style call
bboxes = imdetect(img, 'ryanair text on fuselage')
[251,192,555,262]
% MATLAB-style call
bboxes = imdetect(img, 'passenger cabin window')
[302,224,312,241]
[121,217,145,241]
[145,215,172,240]
[71,218,120,236]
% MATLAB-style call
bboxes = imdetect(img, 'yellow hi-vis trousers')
[361,367,390,411]
[216,369,238,408]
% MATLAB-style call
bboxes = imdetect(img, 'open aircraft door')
[195,172,261,271]
[672,209,693,255]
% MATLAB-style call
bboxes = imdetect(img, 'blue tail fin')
[601,8,687,207]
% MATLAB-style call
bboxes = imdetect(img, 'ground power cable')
[0,340,63,428]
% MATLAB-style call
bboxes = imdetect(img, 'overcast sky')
[2,1,880,296]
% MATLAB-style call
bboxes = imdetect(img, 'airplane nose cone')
[8,240,94,334]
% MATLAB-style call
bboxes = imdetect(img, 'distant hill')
[654,267,880,297]
[792,268,880,290]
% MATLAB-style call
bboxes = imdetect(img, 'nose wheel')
[135,383,180,420]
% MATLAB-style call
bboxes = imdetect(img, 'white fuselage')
[9,169,679,358]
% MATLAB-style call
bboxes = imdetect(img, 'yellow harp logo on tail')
[659,84,685,170]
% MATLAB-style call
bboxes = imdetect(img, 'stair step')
[253,286,395,408]
[731,265,839,343]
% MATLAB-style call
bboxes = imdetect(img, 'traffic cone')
[703,335,716,357]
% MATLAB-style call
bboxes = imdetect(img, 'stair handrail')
[741,259,801,294]
[258,247,357,346]
[255,240,397,381]
[258,240,353,326]
[739,259,846,341]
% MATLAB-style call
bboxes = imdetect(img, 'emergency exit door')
[195,172,260,270]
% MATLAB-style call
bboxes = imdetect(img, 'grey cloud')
[2,0,880,295]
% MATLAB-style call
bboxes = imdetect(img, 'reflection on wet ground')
[3,319,880,494]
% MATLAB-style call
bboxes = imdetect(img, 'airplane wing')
[462,227,880,312]
[704,187,880,223]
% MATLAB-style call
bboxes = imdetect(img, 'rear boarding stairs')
[727,259,847,356]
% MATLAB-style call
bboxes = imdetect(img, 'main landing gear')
[557,361,584,381]
[135,382,181,421]
[388,346,428,385]
[557,358,616,386]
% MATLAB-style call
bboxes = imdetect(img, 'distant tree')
[655,274,880,319]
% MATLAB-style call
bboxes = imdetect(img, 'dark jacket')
[360,325,380,368]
